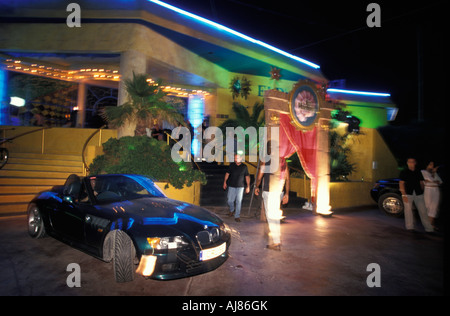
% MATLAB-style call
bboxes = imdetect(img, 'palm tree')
[102,72,185,136]
[329,129,356,181]
[219,101,264,154]
[220,101,264,129]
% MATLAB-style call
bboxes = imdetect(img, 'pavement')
[0,206,445,296]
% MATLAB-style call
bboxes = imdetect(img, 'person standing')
[399,157,434,233]
[223,154,250,222]
[255,157,289,251]
[421,161,443,228]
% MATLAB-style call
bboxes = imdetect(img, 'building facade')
[0,0,399,184]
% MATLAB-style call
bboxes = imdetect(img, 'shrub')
[89,136,206,189]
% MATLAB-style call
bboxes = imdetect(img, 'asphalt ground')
[0,206,445,297]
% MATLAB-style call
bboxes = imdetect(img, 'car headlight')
[147,236,188,250]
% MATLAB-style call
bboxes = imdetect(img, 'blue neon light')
[188,94,204,157]
[0,69,7,125]
[127,217,135,230]
[142,212,218,227]
[148,0,320,69]
[327,88,390,97]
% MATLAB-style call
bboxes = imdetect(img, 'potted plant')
[89,136,206,190]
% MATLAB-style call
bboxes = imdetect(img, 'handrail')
[0,125,106,174]
[82,125,106,175]
[1,126,49,144]
[1,126,51,156]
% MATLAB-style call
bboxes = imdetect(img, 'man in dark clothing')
[223,154,250,222]
[399,157,434,232]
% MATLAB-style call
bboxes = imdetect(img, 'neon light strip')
[0,69,6,125]
[327,88,390,97]
[142,212,218,227]
[148,0,320,69]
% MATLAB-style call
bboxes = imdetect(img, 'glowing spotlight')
[316,181,333,216]
[10,96,25,107]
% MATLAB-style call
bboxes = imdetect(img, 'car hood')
[100,197,223,228]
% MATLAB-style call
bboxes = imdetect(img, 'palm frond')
[231,102,251,123]
[220,119,241,130]
[124,72,153,99]
[101,72,185,132]
[250,102,265,127]
[101,103,134,128]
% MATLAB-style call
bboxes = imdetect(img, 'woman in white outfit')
[421,161,443,227]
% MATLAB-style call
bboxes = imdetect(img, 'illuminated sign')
[289,83,320,130]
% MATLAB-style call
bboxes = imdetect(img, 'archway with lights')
[263,79,335,215]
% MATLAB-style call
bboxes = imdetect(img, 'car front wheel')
[27,205,46,238]
[378,192,404,217]
[113,230,136,283]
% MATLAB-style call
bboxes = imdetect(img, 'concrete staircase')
[0,152,84,216]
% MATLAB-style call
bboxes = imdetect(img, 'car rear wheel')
[113,230,136,283]
[378,192,404,217]
[27,205,46,238]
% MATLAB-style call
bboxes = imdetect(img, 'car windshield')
[89,174,166,203]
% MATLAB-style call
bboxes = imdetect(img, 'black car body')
[370,178,404,217]
[27,174,231,282]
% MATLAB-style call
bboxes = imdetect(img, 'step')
[0,185,57,194]
[7,157,83,167]
[0,177,66,186]
[0,203,28,215]
[0,194,37,204]
[0,169,79,179]
[0,152,84,217]
[9,152,83,162]
[2,163,83,173]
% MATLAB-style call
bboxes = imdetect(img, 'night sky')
[160,0,445,125]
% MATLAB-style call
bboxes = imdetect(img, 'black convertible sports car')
[27,174,231,282]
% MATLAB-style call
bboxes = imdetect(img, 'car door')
[84,208,112,254]
[81,177,114,255]
[51,198,86,243]
[51,176,105,244]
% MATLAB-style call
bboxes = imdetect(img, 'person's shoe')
[235,217,241,222]
[228,212,234,217]
[266,243,281,251]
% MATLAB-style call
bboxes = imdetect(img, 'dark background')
[162,0,445,125]
[161,0,446,166]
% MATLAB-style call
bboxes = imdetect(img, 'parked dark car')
[370,178,404,217]
[27,174,231,282]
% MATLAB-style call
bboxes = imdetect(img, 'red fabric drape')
[279,113,317,193]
